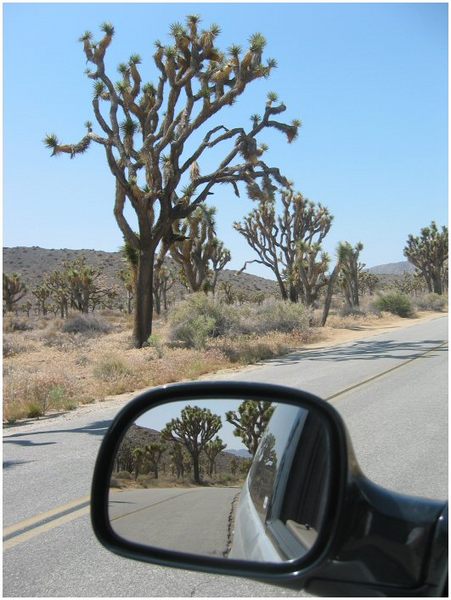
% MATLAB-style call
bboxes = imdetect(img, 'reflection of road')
[109,487,239,557]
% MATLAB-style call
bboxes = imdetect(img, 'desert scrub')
[229,298,312,335]
[169,295,312,348]
[415,293,448,312]
[373,293,415,318]
[4,369,77,422]
[62,314,113,335]
[169,294,234,349]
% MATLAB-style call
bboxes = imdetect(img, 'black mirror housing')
[91,381,447,596]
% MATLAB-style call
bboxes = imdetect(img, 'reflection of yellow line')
[4,506,90,551]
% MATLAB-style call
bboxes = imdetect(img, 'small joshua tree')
[44,17,300,347]
[3,273,27,313]
[170,204,231,293]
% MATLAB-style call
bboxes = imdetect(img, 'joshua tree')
[203,436,226,476]
[32,284,51,316]
[132,447,145,481]
[153,263,175,314]
[404,222,448,295]
[339,242,364,310]
[144,442,166,479]
[235,184,333,305]
[161,405,221,484]
[44,17,299,347]
[64,256,114,313]
[226,400,274,456]
[171,204,231,293]
[118,268,135,314]
[3,273,27,313]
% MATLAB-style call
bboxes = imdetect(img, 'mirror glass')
[108,398,332,563]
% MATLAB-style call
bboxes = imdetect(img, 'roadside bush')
[169,294,234,349]
[62,314,112,335]
[415,293,448,312]
[230,298,311,335]
[93,354,132,381]
[3,316,33,333]
[373,293,414,318]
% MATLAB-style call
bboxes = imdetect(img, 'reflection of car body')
[230,403,325,562]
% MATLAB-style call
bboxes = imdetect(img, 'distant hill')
[3,246,278,303]
[228,449,252,459]
[367,261,415,275]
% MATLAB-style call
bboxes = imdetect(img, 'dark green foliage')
[374,293,414,318]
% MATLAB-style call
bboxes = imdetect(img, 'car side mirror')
[91,382,447,596]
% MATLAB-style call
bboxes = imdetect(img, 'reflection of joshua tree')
[249,432,278,518]
[145,442,166,479]
[226,401,274,456]
[161,405,221,484]
[132,447,145,481]
[204,437,227,476]
[115,437,135,473]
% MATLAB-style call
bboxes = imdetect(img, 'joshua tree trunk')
[321,264,340,327]
[133,248,155,348]
[192,452,201,484]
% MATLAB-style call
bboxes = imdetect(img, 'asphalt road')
[3,315,448,596]
[109,487,239,556]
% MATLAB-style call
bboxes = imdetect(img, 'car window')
[247,404,307,523]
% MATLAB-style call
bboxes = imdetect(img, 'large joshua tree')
[44,17,299,347]
[235,183,333,305]
[404,222,448,295]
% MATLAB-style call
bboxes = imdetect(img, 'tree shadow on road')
[265,339,447,365]
[3,419,112,442]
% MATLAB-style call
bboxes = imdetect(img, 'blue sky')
[3,2,448,276]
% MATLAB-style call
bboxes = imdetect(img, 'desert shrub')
[373,293,414,318]
[3,335,29,357]
[62,314,112,335]
[93,354,132,381]
[115,470,132,480]
[230,299,311,335]
[169,294,234,349]
[415,293,448,312]
[4,370,76,421]
[41,330,85,350]
[3,316,33,332]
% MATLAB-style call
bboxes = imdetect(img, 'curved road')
[3,315,448,596]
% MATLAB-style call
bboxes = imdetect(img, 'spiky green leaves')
[79,31,92,42]
[249,33,266,52]
[228,44,241,57]
[119,119,138,137]
[129,54,141,65]
[100,22,115,36]
[267,91,278,104]
[44,134,59,150]
[93,81,106,98]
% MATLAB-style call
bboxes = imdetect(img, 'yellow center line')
[327,342,447,404]
[4,506,90,551]
[4,495,91,538]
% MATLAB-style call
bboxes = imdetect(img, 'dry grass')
[4,298,443,424]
